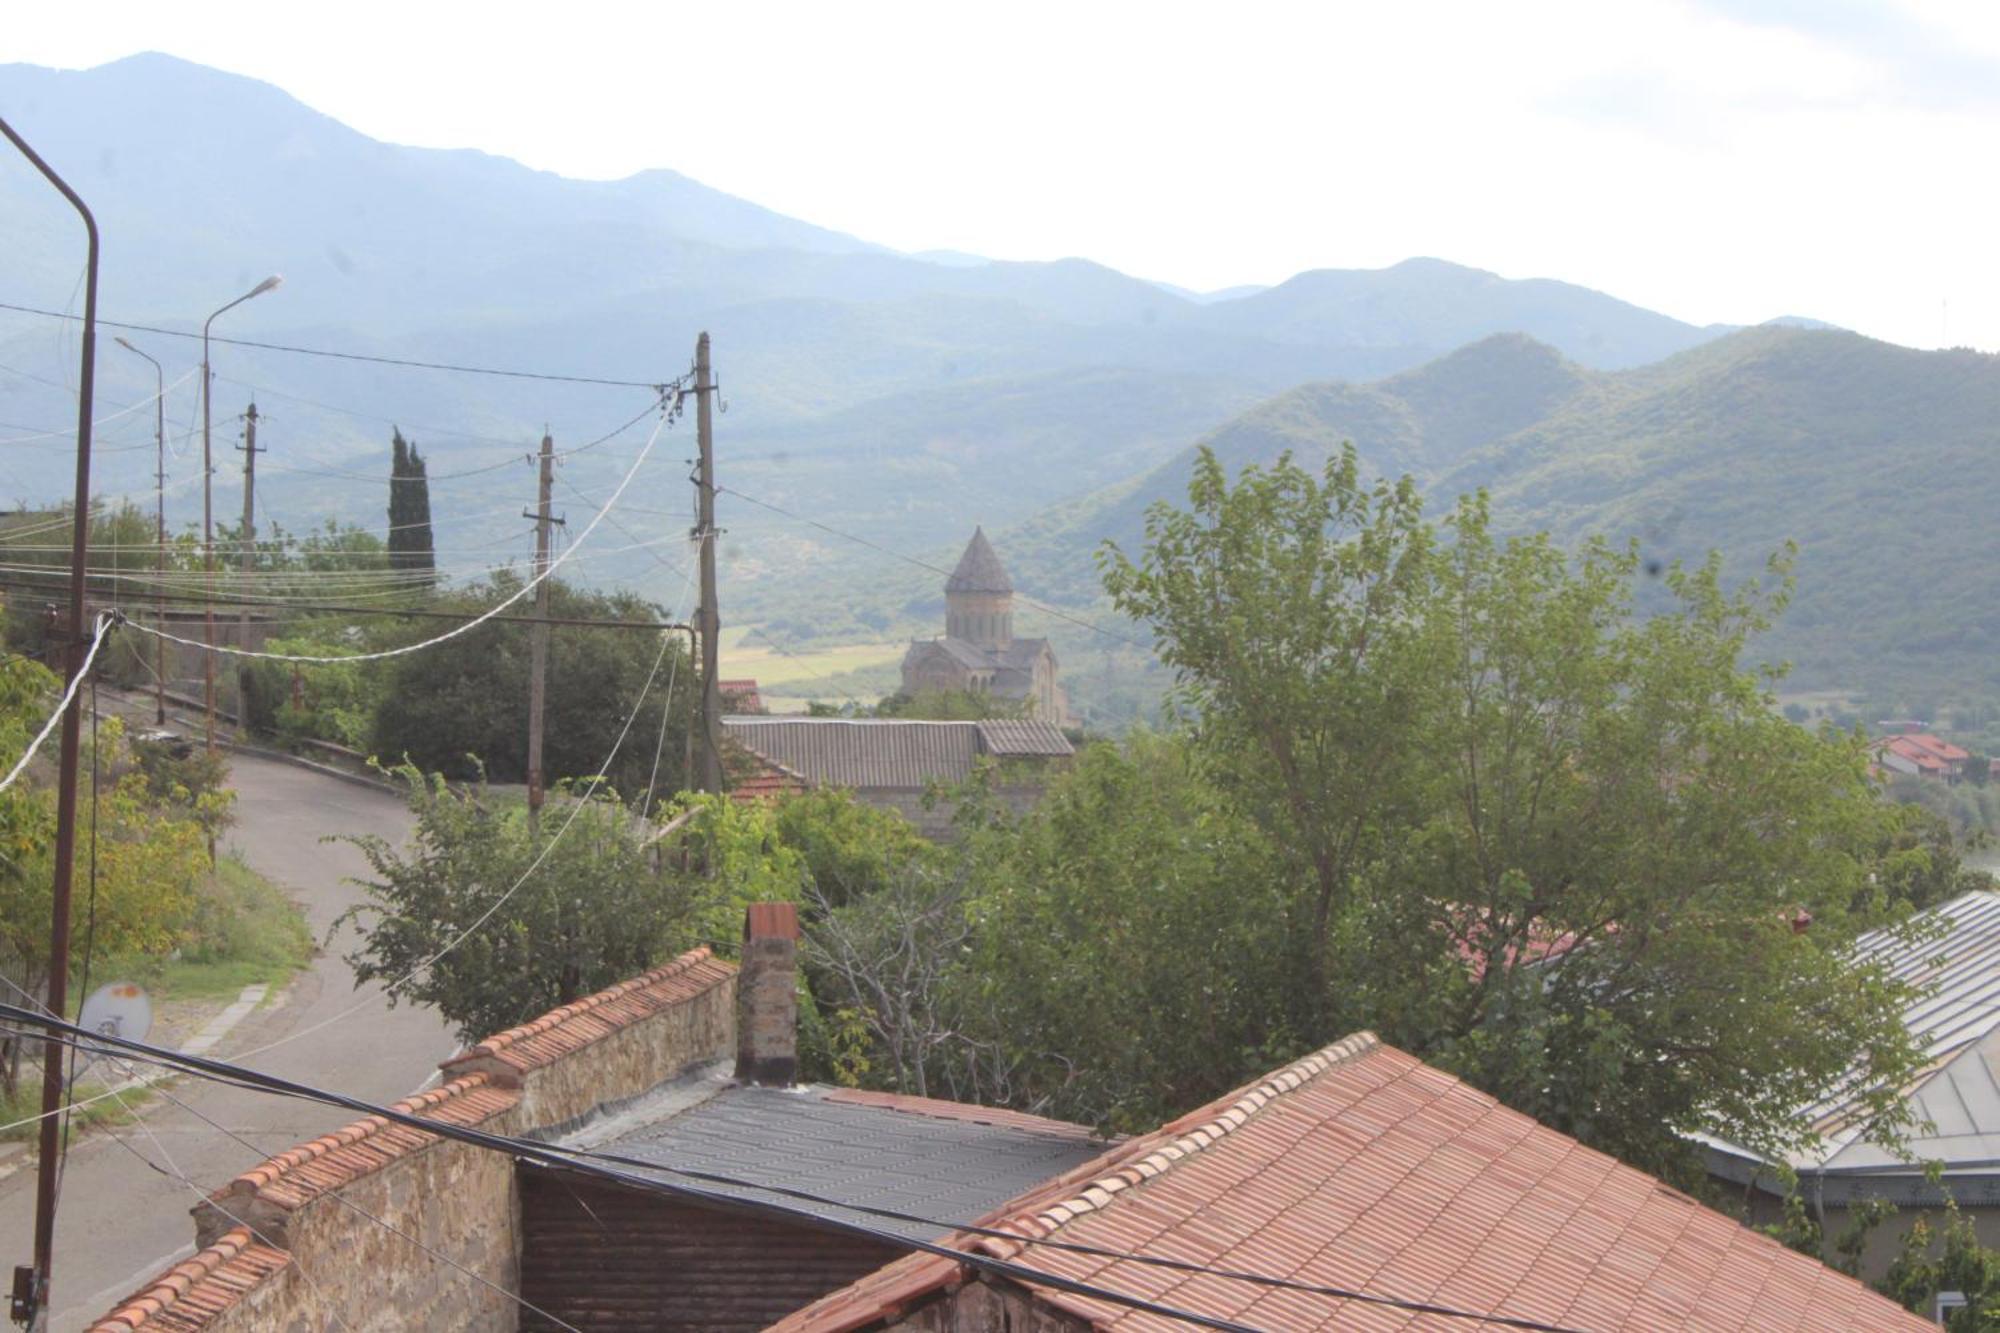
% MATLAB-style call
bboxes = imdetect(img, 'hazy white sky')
[10,0,2000,350]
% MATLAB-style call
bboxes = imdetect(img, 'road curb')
[221,739,402,797]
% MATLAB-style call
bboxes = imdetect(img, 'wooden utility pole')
[524,431,562,837]
[236,401,262,659]
[694,334,724,794]
[3,111,99,1333]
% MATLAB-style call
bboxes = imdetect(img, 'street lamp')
[113,335,168,725]
[200,275,282,754]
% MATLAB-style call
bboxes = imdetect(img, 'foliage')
[367,576,689,805]
[1880,1196,2000,1328]
[386,430,435,577]
[1100,442,1432,1020]
[874,689,1028,721]
[339,765,697,1044]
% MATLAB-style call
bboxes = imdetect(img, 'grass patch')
[720,629,907,693]
[110,856,314,1004]
[0,1080,144,1144]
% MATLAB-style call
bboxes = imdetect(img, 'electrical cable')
[0,614,111,796]
[0,366,201,445]
[0,298,687,390]
[0,1012,1596,1333]
[121,400,678,665]
[720,486,1151,649]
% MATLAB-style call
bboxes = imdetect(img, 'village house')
[1872,731,1973,782]
[899,528,1071,725]
[90,905,1932,1333]
[723,715,1073,836]
[1707,888,2000,1286]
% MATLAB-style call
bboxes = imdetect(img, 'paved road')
[0,747,457,1331]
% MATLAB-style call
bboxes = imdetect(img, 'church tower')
[945,526,1014,649]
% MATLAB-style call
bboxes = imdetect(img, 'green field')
[718,625,907,711]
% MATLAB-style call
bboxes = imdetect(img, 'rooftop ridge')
[974,1031,1381,1258]
[86,1226,290,1331]
[216,1072,519,1210]
[446,945,733,1072]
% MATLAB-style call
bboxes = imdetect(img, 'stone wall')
[89,947,737,1333]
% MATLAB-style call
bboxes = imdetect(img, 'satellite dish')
[77,982,152,1049]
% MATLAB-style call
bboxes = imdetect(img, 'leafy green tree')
[386,429,435,579]
[368,576,689,805]
[874,689,1028,721]
[1099,443,1432,1021]
[340,766,697,1043]
[1094,449,1935,1180]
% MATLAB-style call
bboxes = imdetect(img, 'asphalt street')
[0,746,457,1331]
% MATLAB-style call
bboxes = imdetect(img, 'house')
[723,715,1073,836]
[719,678,766,713]
[899,528,1071,724]
[1707,889,2000,1279]
[92,905,1931,1333]
[1873,733,1972,782]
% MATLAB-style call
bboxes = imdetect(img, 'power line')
[121,402,678,665]
[0,1010,1596,1333]
[0,298,688,391]
[0,366,200,445]
[719,486,1150,650]
[0,615,110,796]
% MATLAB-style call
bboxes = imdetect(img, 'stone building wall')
[89,948,737,1333]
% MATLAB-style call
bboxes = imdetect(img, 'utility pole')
[524,431,563,837]
[2,112,99,1333]
[236,402,262,660]
[694,333,724,794]
[114,336,167,724]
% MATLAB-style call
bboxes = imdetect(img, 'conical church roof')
[946,526,1013,595]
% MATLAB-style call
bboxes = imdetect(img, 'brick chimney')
[735,902,800,1085]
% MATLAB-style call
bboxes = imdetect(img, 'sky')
[8,0,2000,351]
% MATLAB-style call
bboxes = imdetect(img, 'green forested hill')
[995,327,2000,715]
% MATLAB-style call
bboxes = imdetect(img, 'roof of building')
[779,1033,1927,1333]
[722,717,1071,790]
[1713,890,2000,1180]
[946,527,1014,595]
[1907,733,1972,762]
[561,1081,1105,1243]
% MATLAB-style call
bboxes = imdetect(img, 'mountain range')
[4,53,1988,724]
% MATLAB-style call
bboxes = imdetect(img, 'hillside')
[999,327,2000,711]
[3,56,1736,530]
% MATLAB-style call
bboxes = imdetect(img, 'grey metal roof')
[582,1085,1104,1240]
[1711,890,2000,1176]
[722,717,1070,790]
[945,527,1013,595]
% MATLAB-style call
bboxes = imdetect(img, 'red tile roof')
[440,946,734,1080]
[86,1227,289,1332]
[779,1034,1929,1333]
[1906,733,1971,762]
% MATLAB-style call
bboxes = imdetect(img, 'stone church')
[900,528,1071,724]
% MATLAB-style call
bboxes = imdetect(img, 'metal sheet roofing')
[722,717,1070,790]
[584,1084,1105,1242]
[777,1034,1931,1333]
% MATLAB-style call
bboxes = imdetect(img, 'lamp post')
[114,336,168,725]
[200,275,281,754]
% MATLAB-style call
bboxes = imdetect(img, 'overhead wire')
[0,614,111,795]
[0,366,200,444]
[0,1010,1595,1333]
[719,485,1150,649]
[121,398,679,665]
[0,298,684,390]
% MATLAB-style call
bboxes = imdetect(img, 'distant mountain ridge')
[998,326,2000,704]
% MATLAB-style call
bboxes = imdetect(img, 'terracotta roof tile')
[440,945,734,1077]
[777,1033,1932,1333]
[83,1227,290,1332]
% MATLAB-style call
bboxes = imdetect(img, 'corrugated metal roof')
[974,719,1072,757]
[722,718,1069,790]
[588,1084,1104,1242]
[1711,891,2000,1173]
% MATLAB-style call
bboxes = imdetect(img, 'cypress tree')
[387,428,435,580]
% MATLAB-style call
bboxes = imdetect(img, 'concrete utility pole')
[114,336,168,724]
[236,401,262,658]
[694,333,724,794]
[524,430,563,837]
[200,275,281,755]
[2,111,99,1333]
